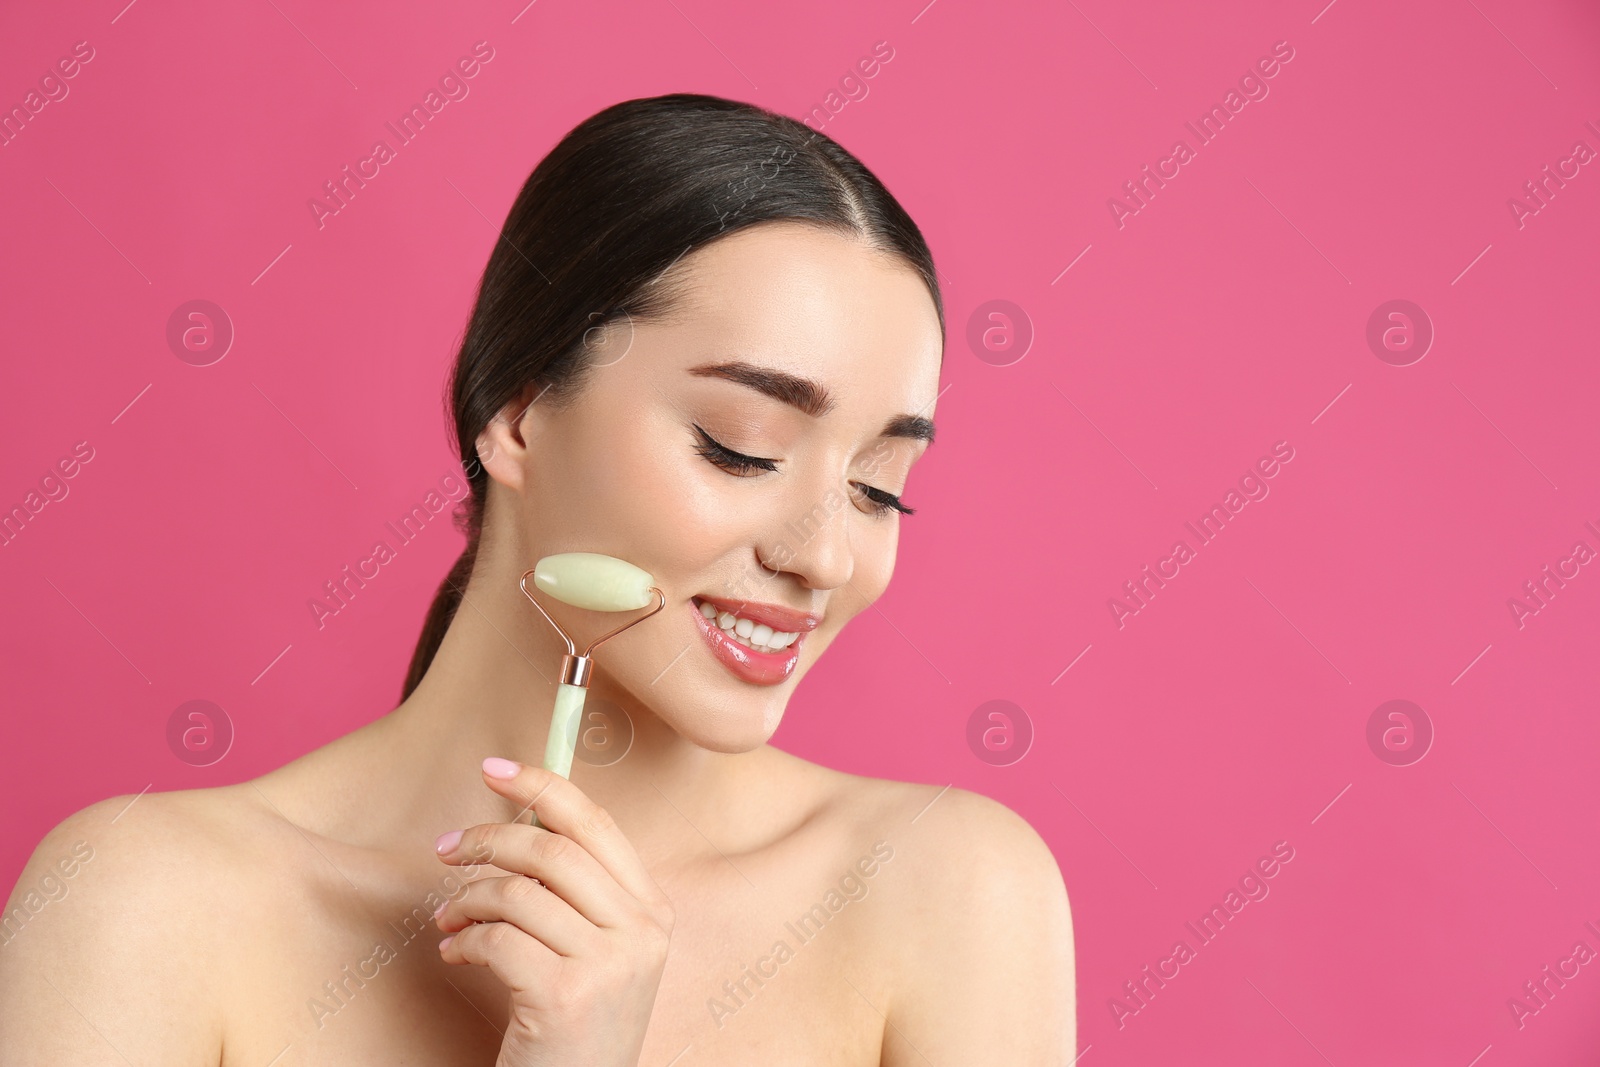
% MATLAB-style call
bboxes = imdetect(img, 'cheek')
[853,521,899,597]
[804,518,898,647]
[553,415,678,516]
[582,420,744,574]
[640,457,731,550]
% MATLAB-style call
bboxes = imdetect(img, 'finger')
[439,819,635,927]
[479,757,672,916]
[440,919,561,993]
[436,873,596,957]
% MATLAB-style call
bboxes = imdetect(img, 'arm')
[881,789,1076,1066]
[0,795,223,1066]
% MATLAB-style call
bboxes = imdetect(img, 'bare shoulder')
[793,762,1077,1064]
[794,760,1069,905]
[0,783,283,1065]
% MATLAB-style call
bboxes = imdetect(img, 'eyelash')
[692,425,914,517]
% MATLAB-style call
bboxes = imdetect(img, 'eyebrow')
[687,360,936,444]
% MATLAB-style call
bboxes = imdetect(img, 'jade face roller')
[517,552,665,826]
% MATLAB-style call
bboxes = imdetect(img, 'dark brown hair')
[401,93,944,700]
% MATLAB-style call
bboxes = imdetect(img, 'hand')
[434,757,675,1067]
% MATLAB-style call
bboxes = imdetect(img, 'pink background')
[4,0,1599,1062]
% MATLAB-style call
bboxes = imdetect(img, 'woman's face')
[486,220,943,752]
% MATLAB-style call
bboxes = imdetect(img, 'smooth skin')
[0,221,1076,1065]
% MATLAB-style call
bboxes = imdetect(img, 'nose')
[756,482,855,593]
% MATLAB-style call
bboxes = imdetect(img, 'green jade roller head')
[518,553,665,826]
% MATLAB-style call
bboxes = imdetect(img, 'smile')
[697,601,799,652]
[688,595,821,686]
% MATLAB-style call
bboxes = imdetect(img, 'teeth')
[696,599,800,653]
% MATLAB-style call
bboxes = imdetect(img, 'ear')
[473,383,546,494]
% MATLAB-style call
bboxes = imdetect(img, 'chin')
[607,590,834,753]
[656,688,791,754]
[676,722,778,755]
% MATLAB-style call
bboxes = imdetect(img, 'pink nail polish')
[435,829,463,854]
[433,899,448,919]
[439,935,454,951]
[482,757,521,779]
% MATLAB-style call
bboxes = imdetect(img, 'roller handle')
[524,682,588,828]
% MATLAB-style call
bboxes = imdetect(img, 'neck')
[373,556,749,864]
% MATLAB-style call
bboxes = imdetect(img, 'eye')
[693,424,778,476]
[853,482,914,517]
[694,424,914,516]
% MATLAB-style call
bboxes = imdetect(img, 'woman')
[0,94,1074,1065]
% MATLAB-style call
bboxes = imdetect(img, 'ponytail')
[400,491,481,700]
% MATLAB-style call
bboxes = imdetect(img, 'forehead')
[646,221,943,411]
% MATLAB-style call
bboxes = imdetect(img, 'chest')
[219,860,891,1066]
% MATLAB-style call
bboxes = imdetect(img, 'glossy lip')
[689,600,804,686]
[692,594,822,635]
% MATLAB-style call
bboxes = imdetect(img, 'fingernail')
[482,757,521,779]
[433,899,448,919]
[439,935,454,951]
[434,829,462,854]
